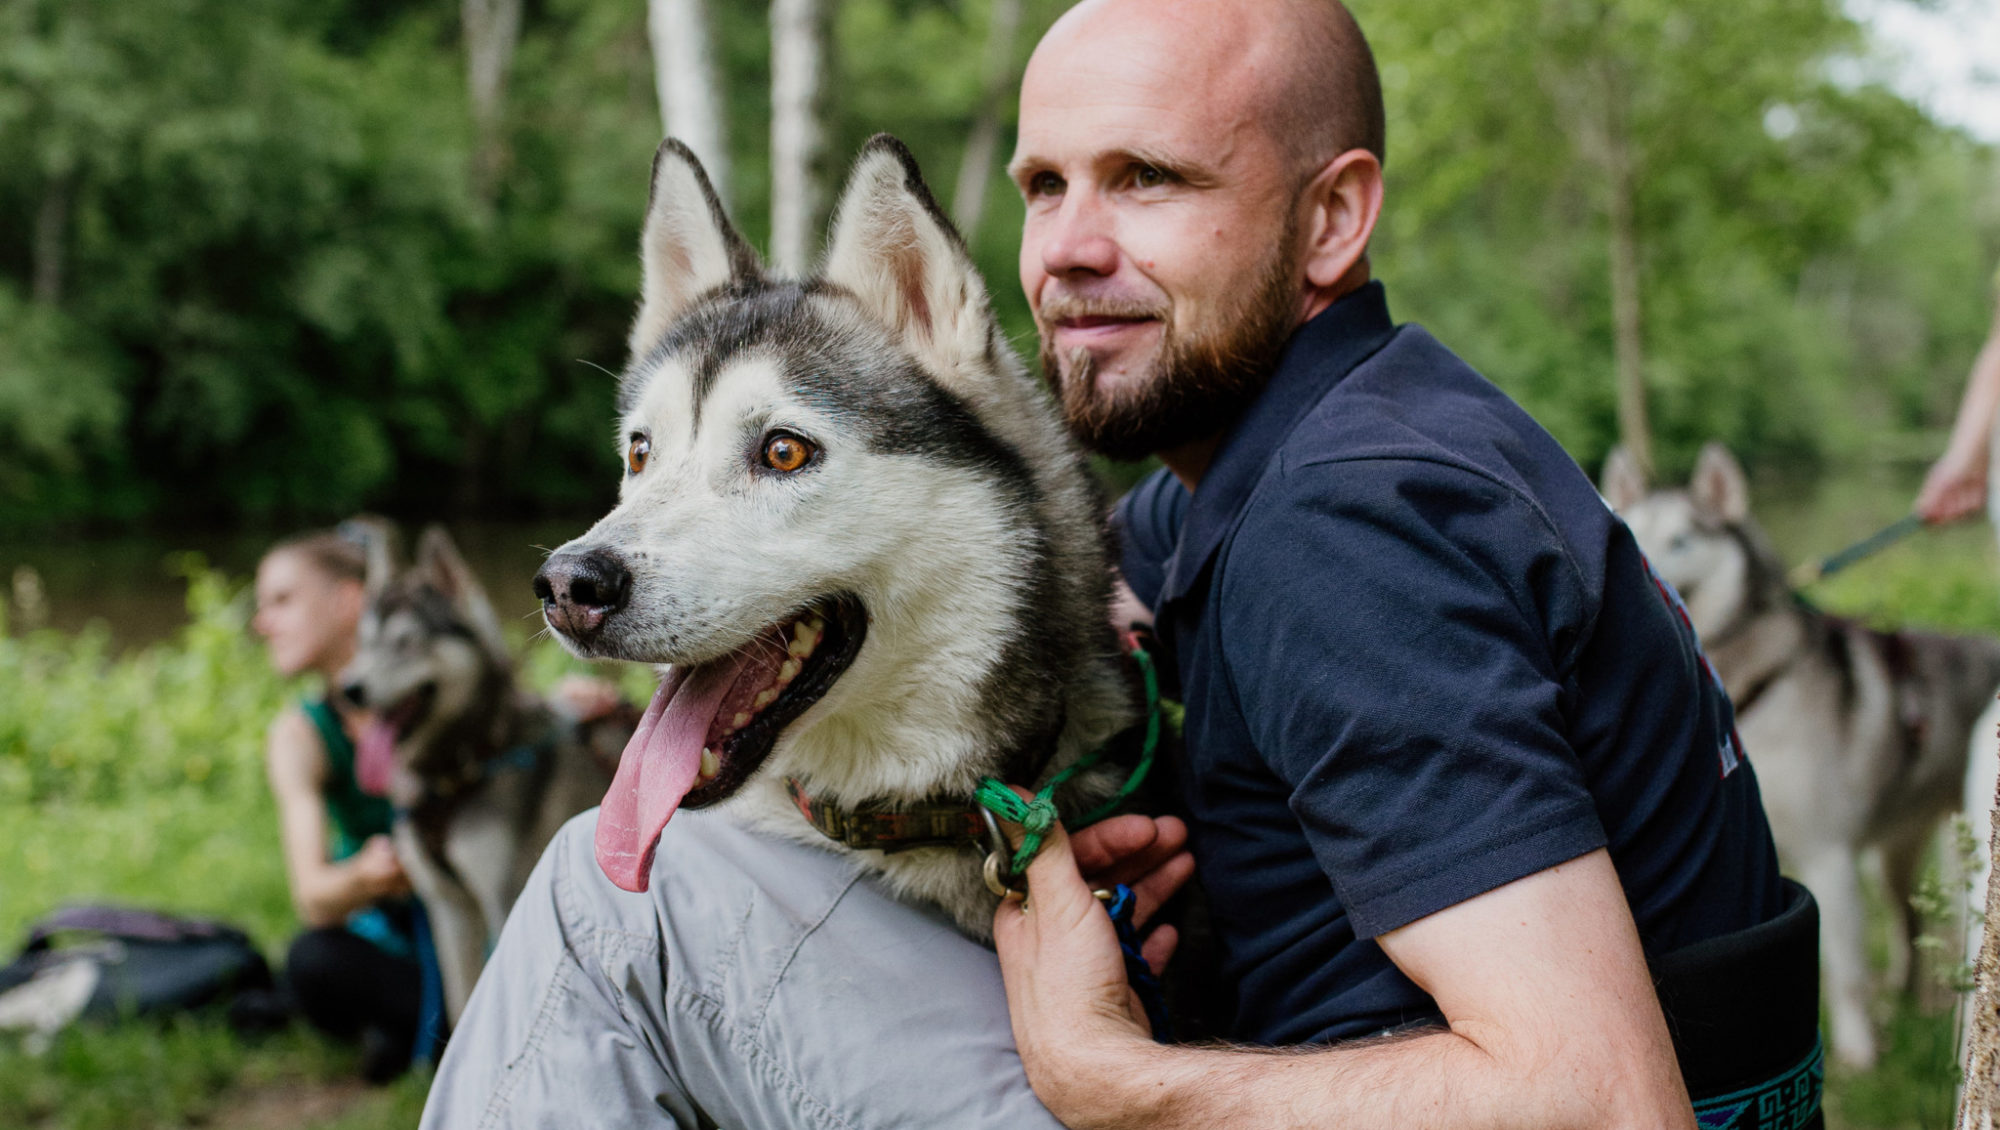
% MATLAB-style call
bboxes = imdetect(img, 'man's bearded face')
[1037,222,1301,462]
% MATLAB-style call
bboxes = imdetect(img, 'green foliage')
[0,556,284,806]
[0,1019,428,1130]
[1359,0,2000,479]
[0,0,1992,526]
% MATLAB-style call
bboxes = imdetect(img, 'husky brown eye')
[761,432,815,474]
[626,434,651,476]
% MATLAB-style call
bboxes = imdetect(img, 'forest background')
[2,0,1996,533]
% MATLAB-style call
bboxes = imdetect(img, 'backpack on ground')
[0,905,273,1047]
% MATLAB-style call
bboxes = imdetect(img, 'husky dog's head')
[342,524,514,803]
[1602,442,1784,640]
[537,136,1126,893]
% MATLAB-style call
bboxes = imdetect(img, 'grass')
[4,484,1999,1127]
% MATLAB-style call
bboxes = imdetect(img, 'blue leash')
[1099,883,1173,1041]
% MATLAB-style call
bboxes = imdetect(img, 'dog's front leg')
[395,821,488,1026]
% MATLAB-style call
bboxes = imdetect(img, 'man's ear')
[628,139,763,360]
[821,134,996,385]
[414,525,511,665]
[1299,149,1383,294]
[1599,446,1649,512]
[1690,443,1751,522]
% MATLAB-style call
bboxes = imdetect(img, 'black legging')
[285,927,420,1063]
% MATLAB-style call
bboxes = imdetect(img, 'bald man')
[989,2,1820,1129]
[422,3,1813,1128]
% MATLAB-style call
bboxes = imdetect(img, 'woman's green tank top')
[299,697,394,862]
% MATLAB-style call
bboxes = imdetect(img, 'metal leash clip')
[979,807,1027,900]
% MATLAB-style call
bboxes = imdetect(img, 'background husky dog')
[341,524,629,1022]
[1603,442,2000,1069]
[533,134,1137,936]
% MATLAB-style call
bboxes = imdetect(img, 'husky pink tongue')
[355,720,398,798]
[595,656,756,892]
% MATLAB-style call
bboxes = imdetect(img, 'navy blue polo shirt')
[1116,282,1784,1045]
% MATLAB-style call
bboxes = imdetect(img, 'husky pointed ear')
[628,139,762,359]
[339,515,402,598]
[414,525,510,664]
[1599,446,1648,513]
[822,135,994,380]
[1691,442,1750,522]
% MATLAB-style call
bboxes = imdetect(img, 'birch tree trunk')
[769,0,825,274]
[32,172,71,308]
[463,0,524,203]
[1540,10,1654,479]
[648,0,729,204]
[952,0,1024,238]
[1599,68,1653,480]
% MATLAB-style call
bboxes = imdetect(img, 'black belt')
[1690,1036,1823,1130]
[1653,878,1823,1130]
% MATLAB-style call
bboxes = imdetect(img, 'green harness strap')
[973,647,1162,878]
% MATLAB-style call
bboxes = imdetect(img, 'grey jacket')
[420,810,1064,1129]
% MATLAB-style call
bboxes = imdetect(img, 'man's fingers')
[1072,814,1189,885]
[1141,923,1178,977]
[1126,850,1196,929]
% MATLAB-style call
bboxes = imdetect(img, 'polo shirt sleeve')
[1219,455,1606,939]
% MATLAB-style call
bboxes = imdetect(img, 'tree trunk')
[951,0,1023,238]
[463,0,524,203]
[648,0,729,204]
[769,0,825,274]
[32,173,71,308]
[1599,64,1652,479]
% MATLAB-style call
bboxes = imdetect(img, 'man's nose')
[1036,193,1119,279]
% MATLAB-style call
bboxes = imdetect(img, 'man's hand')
[992,811,1191,1115]
[995,843,1691,1130]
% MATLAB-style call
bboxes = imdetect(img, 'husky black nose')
[534,550,632,641]
[339,680,367,709]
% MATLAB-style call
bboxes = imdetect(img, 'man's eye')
[1026,171,1065,198]
[1133,164,1169,189]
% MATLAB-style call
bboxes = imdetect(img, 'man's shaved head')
[1015,0,1389,468]
[1037,0,1384,173]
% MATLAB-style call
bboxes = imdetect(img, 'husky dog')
[1602,442,2000,1069]
[532,136,1137,936]
[341,525,630,1022]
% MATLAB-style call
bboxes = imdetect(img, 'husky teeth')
[753,688,777,709]
[792,620,814,646]
[732,712,750,729]
[778,658,801,682]
[787,636,813,658]
[699,748,719,780]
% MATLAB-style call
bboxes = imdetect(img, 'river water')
[0,461,1990,651]
[0,517,600,649]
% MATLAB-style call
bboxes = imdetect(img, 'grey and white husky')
[1603,442,2000,1069]
[533,136,1137,936]
[341,524,630,1022]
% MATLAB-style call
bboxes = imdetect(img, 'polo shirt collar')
[1155,280,1397,607]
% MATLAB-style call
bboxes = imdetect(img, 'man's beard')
[1039,236,1301,464]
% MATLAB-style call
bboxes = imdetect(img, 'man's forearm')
[1047,1026,1675,1130]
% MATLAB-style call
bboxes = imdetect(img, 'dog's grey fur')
[342,525,627,1021]
[1604,443,2000,1069]
[540,135,1136,936]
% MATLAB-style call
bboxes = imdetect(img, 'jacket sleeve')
[420,818,699,1130]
